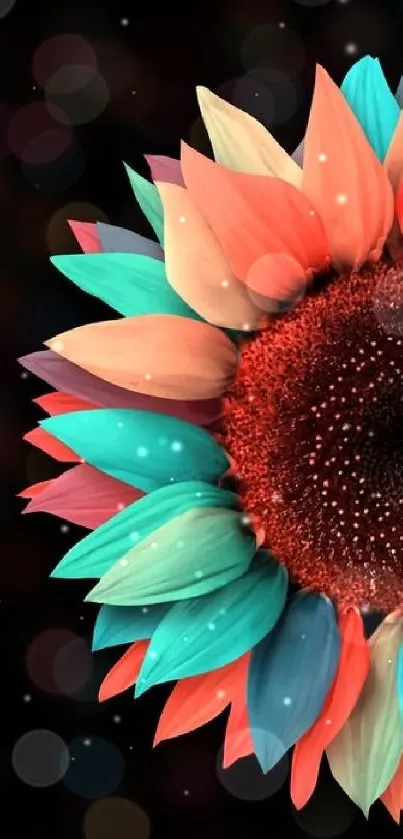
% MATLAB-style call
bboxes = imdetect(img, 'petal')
[51,481,238,579]
[157,181,267,330]
[96,222,164,260]
[396,78,403,107]
[98,640,148,701]
[41,409,229,493]
[154,655,248,744]
[135,553,287,693]
[381,755,403,823]
[340,56,399,162]
[248,592,340,773]
[292,139,304,167]
[50,253,201,320]
[181,142,329,281]
[92,602,171,651]
[223,654,254,768]
[23,463,142,529]
[396,180,403,234]
[124,163,164,244]
[246,252,306,304]
[19,352,222,426]
[327,612,403,816]
[34,392,96,416]
[18,479,52,499]
[302,64,394,270]
[291,608,370,810]
[85,507,257,607]
[68,220,102,253]
[196,86,302,187]
[23,427,80,462]
[384,113,403,191]
[145,154,184,186]
[45,315,237,401]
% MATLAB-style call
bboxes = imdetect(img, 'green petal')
[50,253,202,320]
[51,481,239,579]
[135,551,287,695]
[327,613,403,816]
[124,163,164,244]
[85,507,256,606]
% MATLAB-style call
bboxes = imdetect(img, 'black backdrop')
[1,0,403,837]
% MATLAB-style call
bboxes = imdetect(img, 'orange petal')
[18,479,52,499]
[156,181,267,330]
[381,755,403,823]
[23,427,80,462]
[45,315,237,401]
[34,392,97,416]
[302,64,393,271]
[290,608,370,810]
[223,653,254,768]
[396,180,403,234]
[98,640,149,702]
[246,252,307,304]
[384,113,403,192]
[181,142,329,282]
[68,220,102,253]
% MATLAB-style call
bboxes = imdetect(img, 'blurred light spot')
[84,797,150,839]
[216,729,289,801]
[345,42,358,55]
[120,18,129,26]
[294,771,356,836]
[91,39,136,96]
[46,64,97,96]
[240,24,305,75]
[0,0,17,17]
[12,729,69,787]
[46,71,109,126]
[33,35,97,89]
[26,628,86,694]
[53,636,93,695]
[21,136,86,194]
[63,736,125,798]
[46,201,108,254]
[8,103,72,165]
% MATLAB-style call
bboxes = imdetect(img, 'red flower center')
[222,261,403,612]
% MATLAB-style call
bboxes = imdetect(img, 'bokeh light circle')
[84,797,151,839]
[294,772,357,836]
[12,729,69,787]
[53,635,93,695]
[21,136,86,194]
[26,628,92,695]
[8,103,72,165]
[46,201,108,254]
[216,729,289,801]
[46,71,109,125]
[241,24,306,76]
[33,35,97,89]
[0,0,17,18]
[63,737,125,798]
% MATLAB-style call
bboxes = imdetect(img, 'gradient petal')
[98,640,148,701]
[145,154,184,186]
[135,553,287,693]
[96,222,164,260]
[34,392,96,416]
[41,409,229,493]
[51,481,238,579]
[341,56,399,162]
[196,86,302,187]
[291,608,370,810]
[68,220,102,253]
[45,315,237,401]
[381,755,403,823]
[23,463,142,529]
[124,163,164,244]
[85,507,257,607]
[157,181,267,330]
[92,602,171,651]
[327,612,403,816]
[248,592,340,773]
[23,427,80,462]
[302,64,394,270]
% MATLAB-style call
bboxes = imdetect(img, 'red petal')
[23,427,80,462]
[291,608,369,810]
[396,179,403,234]
[34,391,97,416]
[381,755,403,823]
[18,479,52,499]
[22,463,143,529]
[223,653,254,768]
[98,640,149,702]
[68,220,102,253]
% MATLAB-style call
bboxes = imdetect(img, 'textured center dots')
[222,263,403,611]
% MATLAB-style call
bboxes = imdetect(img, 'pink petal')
[34,392,97,416]
[68,220,102,253]
[24,427,80,462]
[145,154,184,186]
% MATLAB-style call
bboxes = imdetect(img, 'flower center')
[221,261,403,612]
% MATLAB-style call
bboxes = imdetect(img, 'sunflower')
[19,55,403,819]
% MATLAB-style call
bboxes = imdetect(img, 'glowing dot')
[130,531,138,541]
[149,651,158,659]
[176,540,184,548]
[50,339,64,352]
[345,42,358,54]
[194,570,203,579]
[318,153,327,162]
[283,696,292,706]
[179,215,186,223]
[141,607,148,613]
[121,17,129,26]
[151,541,158,549]
[336,193,348,204]
[117,422,123,428]
[137,446,148,457]
[144,373,152,380]
[207,622,215,631]
[120,559,128,567]
[217,689,226,699]
[171,440,183,452]
[221,279,229,288]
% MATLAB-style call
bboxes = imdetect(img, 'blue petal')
[41,409,229,493]
[51,481,238,579]
[247,591,340,773]
[50,253,201,320]
[341,56,400,161]
[96,222,164,260]
[92,602,171,651]
[135,551,288,695]
[124,163,164,244]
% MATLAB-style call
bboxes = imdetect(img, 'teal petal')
[135,551,288,696]
[397,642,403,722]
[341,56,400,161]
[92,602,171,651]
[124,163,164,244]
[41,410,229,493]
[50,253,202,321]
[51,481,238,579]
[85,506,257,606]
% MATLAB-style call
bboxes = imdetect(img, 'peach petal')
[384,113,403,193]
[246,253,307,302]
[45,314,237,401]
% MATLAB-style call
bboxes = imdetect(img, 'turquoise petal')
[135,551,288,695]
[51,481,239,579]
[85,506,256,606]
[50,253,201,321]
[248,591,340,773]
[92,602,171,650]
[41,410,229,493]
[396,643,403,722]
[341,56,399,161]
[124,163,164,244]
[96,223,164,260]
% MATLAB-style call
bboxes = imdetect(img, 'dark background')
[1,0,403,836]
